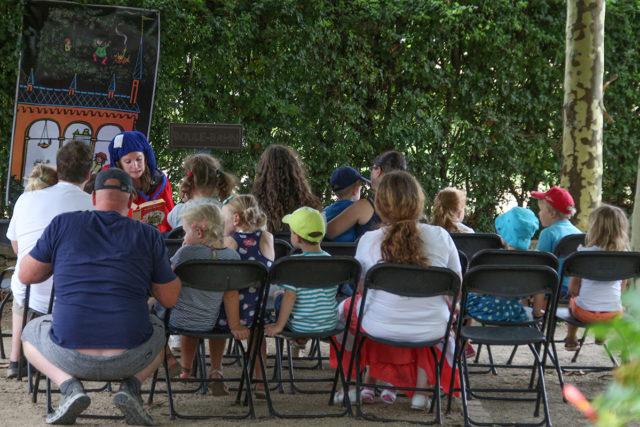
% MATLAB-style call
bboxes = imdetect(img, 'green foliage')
[1,1,640,229]
[589,289,640,426]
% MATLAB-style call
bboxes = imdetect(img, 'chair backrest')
[268,256,361,289]
[450,232,503,259]
[166,226,185,239]
[553,233,586,258]
[274,238,293,260]
[561,251,640,282]
[364,263,460,299]
[469,249,558,271]
[174,260,268,292]
[463,265,558,299]
[164,238,183,259]
[458,250,468,276]
[320,241,357,257]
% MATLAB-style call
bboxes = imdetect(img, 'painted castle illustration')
[10,35,145,187]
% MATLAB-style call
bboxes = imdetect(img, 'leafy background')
[1,0,639,232]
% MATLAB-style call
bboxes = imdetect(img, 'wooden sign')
[169,123,243,150]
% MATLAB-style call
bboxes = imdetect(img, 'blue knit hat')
[495,207,540,250]
[108,131,157,173]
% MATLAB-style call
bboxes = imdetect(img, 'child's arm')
[260,231,275,261]
[222,290,250,340]
[264,289,296,337]
[568,276,581,296]
[326,199,373,239]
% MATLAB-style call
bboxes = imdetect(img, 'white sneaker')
[411,393,431,410]
[169,335,181,353]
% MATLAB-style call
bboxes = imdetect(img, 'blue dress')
[216,230,273,329]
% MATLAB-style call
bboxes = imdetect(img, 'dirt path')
[0,321,618,426]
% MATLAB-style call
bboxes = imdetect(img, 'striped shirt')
[281,251,338,333]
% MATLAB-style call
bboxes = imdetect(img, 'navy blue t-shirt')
[30,210,176,349]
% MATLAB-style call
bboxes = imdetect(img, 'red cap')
[530,186,575,214]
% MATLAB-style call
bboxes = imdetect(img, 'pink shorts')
[569,297,622,323]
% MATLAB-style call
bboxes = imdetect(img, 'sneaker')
[6,361,19,379]
[410,393,431,410]
[113,378,153,426]
[465,344,476,359]
[46,386,91,424]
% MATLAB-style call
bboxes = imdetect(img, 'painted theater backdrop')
[7,1,160,203]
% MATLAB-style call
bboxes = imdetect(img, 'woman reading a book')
[108,131,174,233]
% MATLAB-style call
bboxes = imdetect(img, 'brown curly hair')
[183,154,238,202]
[431,187,465,232]
[252,145,322,233]
[375,171,430,267]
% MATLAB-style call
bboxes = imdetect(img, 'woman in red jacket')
[108,131,174,233]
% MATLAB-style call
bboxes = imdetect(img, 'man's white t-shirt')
[354,224,461,342]
[7,182,93,313]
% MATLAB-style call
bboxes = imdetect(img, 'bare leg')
[566,324,578,342]
[416,366,428,396]
[10,311,23,362]
[208,338,226,377]
[180,336,198,371]
[22,341,72,386]
[134,348,164,383]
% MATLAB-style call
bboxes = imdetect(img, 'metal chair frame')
[257,255,361,419]
[455,264,559,427]
[450,232,503,260]
[349,263,461,425]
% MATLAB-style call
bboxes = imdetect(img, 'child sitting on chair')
[324,166,369,242]
[166,203,242,393]
[466,206,543,322]
[564,204,629,351]
[264,207,335,337]
[431,187,474,233]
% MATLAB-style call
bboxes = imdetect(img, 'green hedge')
[1,0,639,231]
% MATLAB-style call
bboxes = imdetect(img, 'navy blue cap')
[330,166,370,192]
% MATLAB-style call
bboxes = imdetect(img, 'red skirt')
[330,295,460,397]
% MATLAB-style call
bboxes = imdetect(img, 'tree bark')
[560,0,605,231]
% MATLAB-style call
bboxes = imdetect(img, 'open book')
[131,199,166,228]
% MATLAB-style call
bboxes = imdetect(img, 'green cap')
[282,207,325,243]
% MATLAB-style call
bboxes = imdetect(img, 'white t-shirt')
[7,182,93,313]
[354,224,461,342]
[575,245,623,312]
[167,197,221,229]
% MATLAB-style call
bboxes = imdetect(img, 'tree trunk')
[560,0,605,231]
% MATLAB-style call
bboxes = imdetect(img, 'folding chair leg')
[570,329,588,363]
[603,343,620,367]
[507,345,519,365]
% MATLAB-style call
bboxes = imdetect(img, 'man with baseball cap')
[324,166,370,242]
[19,168,181,425]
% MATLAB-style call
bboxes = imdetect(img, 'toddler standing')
[565,204,629,350]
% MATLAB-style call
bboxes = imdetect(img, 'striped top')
[281,251,338,333]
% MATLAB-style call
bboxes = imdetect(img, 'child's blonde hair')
[25,164,57,191]
[431,187,465,233]
[585,204,630,251]
[375,171,430,268]
[224,194,267,230]
[181,203,224,247]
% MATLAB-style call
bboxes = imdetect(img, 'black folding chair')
[450,232,503,259]
[0,265,14,359]
[163,238,183,260]
[552,233,585,258]
[348,263,460,424]
[320,241,357,257]
[149,260,269,420]
[259,255,361,418]
[166,226,185,239]
[465,250,558,373]
[455,265,558,427]
[274,238,294,260]
[458,250,468,276]
[546,251,640,391]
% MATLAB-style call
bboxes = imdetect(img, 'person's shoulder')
[216,247,241,260]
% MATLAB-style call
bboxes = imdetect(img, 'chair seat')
[555,307,587,327]
[168,328,234,339]
[461,325,545,346]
